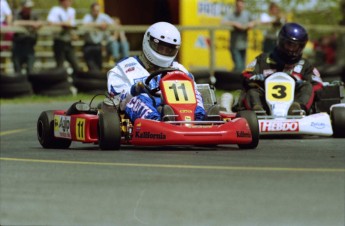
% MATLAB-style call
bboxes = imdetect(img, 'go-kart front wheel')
[331,107,345,138]
[37,110,72,149]
[98,111,121,150]
[236,110,259,149]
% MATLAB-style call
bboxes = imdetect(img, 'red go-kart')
[37,69,259,150]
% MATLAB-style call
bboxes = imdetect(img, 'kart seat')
[206,104,222,121]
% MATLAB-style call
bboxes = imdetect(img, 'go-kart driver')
[238,22,323,115]
[107,22,206,122]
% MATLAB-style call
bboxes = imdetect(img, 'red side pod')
[69,114,99,143]
[130,118,252,146]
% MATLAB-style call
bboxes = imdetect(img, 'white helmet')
[142,22,181,68]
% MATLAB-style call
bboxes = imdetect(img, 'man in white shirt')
[47,0,80,72]
[81,2,113,71]
[0,0,12,25]
[0,0,12,58]
[221,0,256,72]
[259,2,286,53]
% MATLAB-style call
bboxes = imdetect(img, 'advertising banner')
[179,0,263,71]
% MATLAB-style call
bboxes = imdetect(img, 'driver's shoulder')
[171,61,189,73]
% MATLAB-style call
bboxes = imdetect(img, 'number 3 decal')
[272,85,287,99]
[267,82,292,102]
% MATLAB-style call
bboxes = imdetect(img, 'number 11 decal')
[169,83,188,101]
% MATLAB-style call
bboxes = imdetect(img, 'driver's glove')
[249,74,265,81]
[130,81,145,96]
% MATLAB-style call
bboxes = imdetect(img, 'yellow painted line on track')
[0,128,29,136]
[1,157,344,173]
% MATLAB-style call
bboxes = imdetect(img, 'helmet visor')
[149,36,180,57]
[279,37,306,58]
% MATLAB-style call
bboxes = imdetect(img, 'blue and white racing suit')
[107,56,206,122]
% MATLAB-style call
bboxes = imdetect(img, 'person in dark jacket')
[12,0,43,74]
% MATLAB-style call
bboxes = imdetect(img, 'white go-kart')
[259,72,345,137]
[222,72,345,137]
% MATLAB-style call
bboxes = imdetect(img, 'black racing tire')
[98,111,121,150]
[32,81,73,96]
[331,107,345,138]
[73,77,107,93]
[0,81,33,98]
[73,70,107,80]
[236,110,259,149]
[0,73,27,84]
[37,110,72,149]
[28,67,69,84]
[37,88,73,97]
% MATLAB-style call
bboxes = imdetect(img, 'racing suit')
[239,49,323,112]
[107,56,206,122]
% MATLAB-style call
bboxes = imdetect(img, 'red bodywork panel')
[54,110,99,143]
[130,118,252,146]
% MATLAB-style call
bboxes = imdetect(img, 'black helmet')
[277,23,308,63]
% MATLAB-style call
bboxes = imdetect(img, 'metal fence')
[1,24,345,75]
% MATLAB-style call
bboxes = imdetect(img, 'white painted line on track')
[1,157,344,173]
[0,128,29,136]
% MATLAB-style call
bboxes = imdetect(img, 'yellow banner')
[97,0,104,12]
[179,0,263,71]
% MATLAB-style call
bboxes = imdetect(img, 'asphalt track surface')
[0,101,344,226]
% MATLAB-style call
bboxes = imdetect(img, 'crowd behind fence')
[1,24,345,76]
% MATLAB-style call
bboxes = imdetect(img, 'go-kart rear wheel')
[98,111,121,150]
[37,111,72,149]
[331,107,345,138]
[236,110,259,149]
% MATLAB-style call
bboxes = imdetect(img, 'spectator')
[313,34,337,65]
[259,2,286,53]
[0,0,13,53]
[82,2,113,72]
[47,0,80,73]
[221,0,256,72]
[0,0,12,26]
[107,22,206,123]
[106,17,130,63]
[12,0,43,74]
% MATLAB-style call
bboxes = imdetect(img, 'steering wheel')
[144,68,184,97]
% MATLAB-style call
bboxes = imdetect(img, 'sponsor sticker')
[260,121,299,132]
[180,109,193,113]
[310,122,325,129]
[135,131,166,139]
[236,131,251,137]
[54,115,71,138]
[125,67,135,73]
[125,62,136,67]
